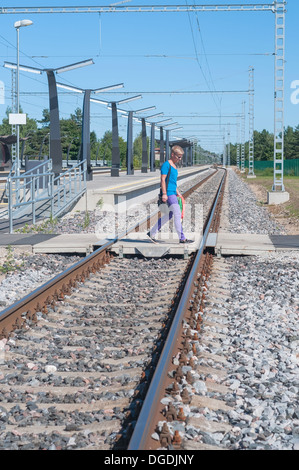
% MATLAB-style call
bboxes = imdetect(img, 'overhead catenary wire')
[184,0,221,113]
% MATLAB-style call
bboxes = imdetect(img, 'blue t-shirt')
[161,160,178,196]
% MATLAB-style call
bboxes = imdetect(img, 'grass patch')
[0,245,24,274]
[240,170,299,219]
[15,215,58,234]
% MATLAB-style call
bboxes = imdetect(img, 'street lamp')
[14,19,33,177]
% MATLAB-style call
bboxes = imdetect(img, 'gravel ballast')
[0,168,298,451]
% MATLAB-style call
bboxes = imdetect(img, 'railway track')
[0,168,226,450]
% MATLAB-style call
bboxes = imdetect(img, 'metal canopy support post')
[248,66,255,176]
[193,141,197,165]
[273,0,286,191]
[159,127,164,166]
[46,70,63,176]
[165,129,170,160]
[182,146,187,167]
[81,89,92,181]
[126,111,134,175]
[111,102,120,177]
[187,145,190,166]
[5,59,94,178]
[150,122,155,172]
[141,118,148,173]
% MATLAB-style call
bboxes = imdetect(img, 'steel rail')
[128,169,226,450]
[0,238,114,338]
[0,167,215,339]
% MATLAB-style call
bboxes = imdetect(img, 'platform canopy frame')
[1,2,287,192]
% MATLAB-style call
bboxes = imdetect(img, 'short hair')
[171,145,184,155]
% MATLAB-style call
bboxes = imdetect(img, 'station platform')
[0,231,298,258]
[0,165,210,233]
[72,165,210,212]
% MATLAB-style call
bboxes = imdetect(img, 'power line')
[18,89,249,95]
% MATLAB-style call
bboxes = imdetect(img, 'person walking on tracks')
[147,145,194,244]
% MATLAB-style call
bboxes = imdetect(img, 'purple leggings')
[150,194,185,241]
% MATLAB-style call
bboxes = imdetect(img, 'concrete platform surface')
[105,232,201,258]
[0,233,58,246]
[0,232,200,257]
[1,231,298,258]
[0,233,101,255]
[215,232,299,255]
[73,166,210,212]
[84,166,209,193]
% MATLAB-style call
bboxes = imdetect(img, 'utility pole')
[247,66,255,178]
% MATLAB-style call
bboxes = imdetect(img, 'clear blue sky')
[0,0,298,155]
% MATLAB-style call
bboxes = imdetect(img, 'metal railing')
[3,159,17,201]
[7,159,86,233]
[52,160,87,218]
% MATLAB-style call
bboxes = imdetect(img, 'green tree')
[133,131,150,168]
[284,125,299,159]
[99,130,112,163]
[253,129,273,161]
[98,130,126,166]
[292,125,299,159]
[60,116,81,161]
[70,108,83,127]
[38,108,50,127]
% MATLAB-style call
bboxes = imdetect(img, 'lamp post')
[14,19,33,177]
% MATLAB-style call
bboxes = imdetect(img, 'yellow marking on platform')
[103,176,159,191]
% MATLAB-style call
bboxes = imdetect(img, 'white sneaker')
[147,231,158,244]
